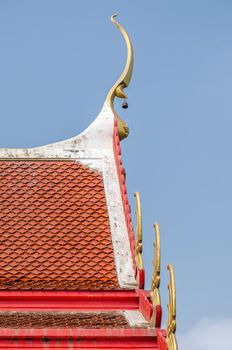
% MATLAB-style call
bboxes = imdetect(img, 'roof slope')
[0,160,119,290]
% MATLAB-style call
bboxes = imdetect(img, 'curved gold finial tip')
[111,13,118,21]
[106,12,134,141]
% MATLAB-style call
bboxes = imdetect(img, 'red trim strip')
[0,291,140,311]
[0,328,158,337]
[0,328,159,349]
[157,329,168,350]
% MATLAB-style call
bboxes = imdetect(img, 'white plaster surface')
[0,101,137,289]
[124,310,151,328]
[102,151,137,288]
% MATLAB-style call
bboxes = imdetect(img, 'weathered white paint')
[0,102,113,159]
[0,101,137,289]
[101,151,137,288]
[124,310,151,328]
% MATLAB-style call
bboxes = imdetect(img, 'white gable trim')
[0,102,137,289]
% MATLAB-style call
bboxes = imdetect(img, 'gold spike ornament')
[106,14,134,140]
[150,223,161,324]
[134,192,143,270]
[166,264,178,350]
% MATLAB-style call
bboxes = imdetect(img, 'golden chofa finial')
[107,14,134,140]
[166,264,178,350]
[150,223,161,325]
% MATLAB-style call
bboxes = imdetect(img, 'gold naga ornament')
[150,227,178,349]
[106,14,134,140]
[166,264,178,350]
[134,192,144,271]
[150,223,161,324]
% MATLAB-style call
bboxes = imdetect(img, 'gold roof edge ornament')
[150,223,161,324]
[106,14,134,141]
[166,264,178,350]
[134,192,143,270]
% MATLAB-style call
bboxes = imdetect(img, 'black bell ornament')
[122,100,128,109]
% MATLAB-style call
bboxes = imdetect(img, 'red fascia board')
[0,328,160,349]
[0,290,141,311]
[0,340,157,350]
[0,328,158,337]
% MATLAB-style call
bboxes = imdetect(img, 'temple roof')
[0,15,178,350]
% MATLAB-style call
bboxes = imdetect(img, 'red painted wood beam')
[0,291,140,311]
[0,328,162,349]
[0,327,158,337]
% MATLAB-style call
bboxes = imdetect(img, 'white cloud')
[178,318,232,350]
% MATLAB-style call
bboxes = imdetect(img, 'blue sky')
[0,1,231,347]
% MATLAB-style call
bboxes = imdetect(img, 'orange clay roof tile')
[0,161,120,290]
[0,311,131,329]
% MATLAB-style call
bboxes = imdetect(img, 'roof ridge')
[113,117,145,289]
